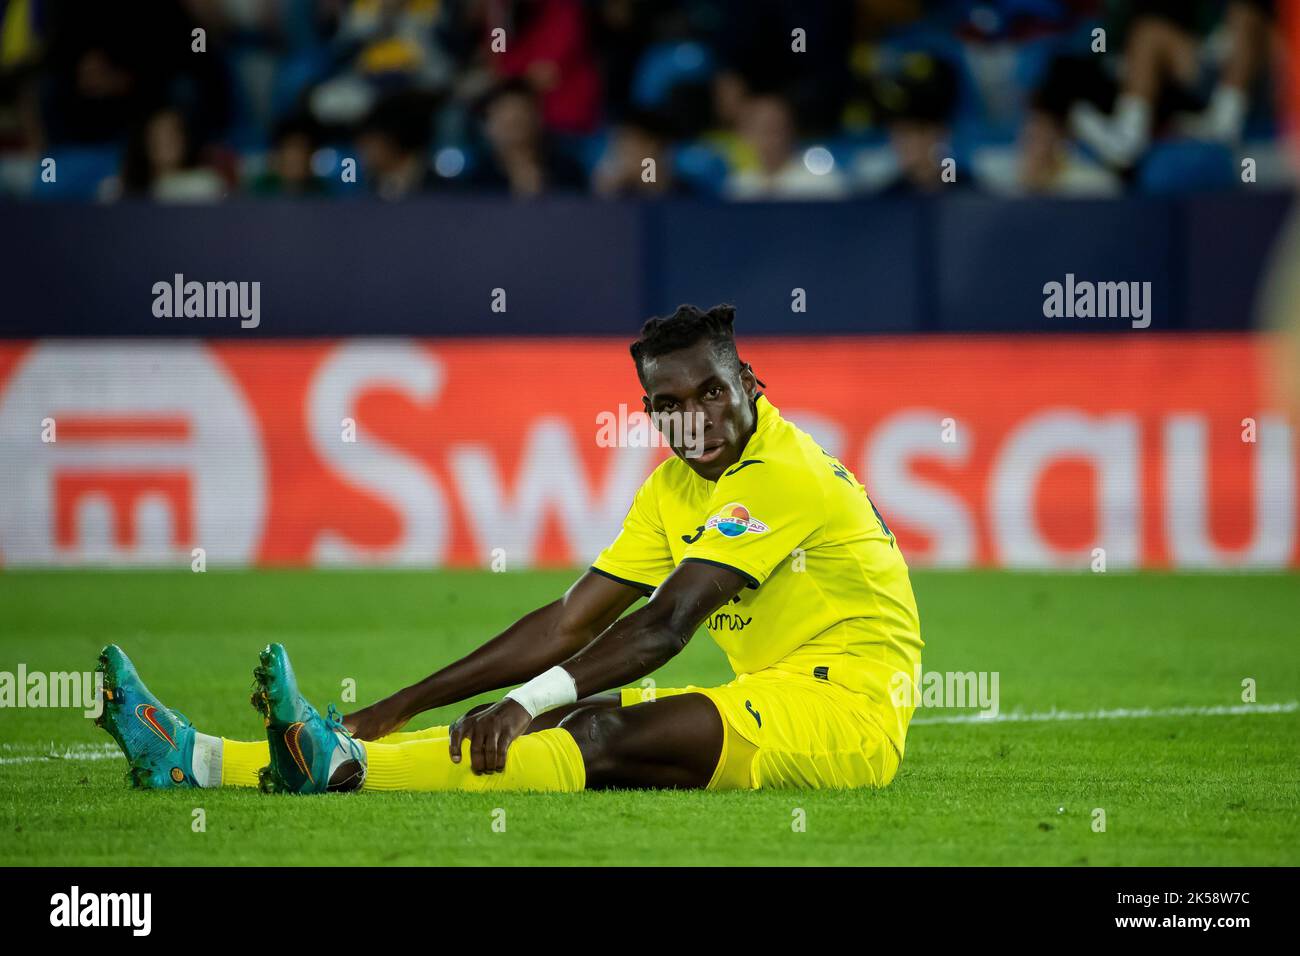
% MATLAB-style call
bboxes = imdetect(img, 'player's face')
[640,341,758,481]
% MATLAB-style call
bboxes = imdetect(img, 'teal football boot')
[250,643,366,794]
[95,644,199,789]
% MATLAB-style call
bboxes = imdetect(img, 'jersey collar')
[737,393,776,457]
[753,393,776,436]
[689,393,775,485]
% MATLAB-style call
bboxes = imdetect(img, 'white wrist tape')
[505,666,578,718]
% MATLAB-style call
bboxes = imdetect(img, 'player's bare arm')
[447,560,747,774]
[343,569,644,740]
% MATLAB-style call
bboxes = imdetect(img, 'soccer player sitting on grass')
[95,304,924,794]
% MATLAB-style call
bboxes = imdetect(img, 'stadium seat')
[1012,35,1064,103]
[29,146,121,201]
[572,130,612,176]
[270,48,335,126]
[631,41,715,110]
[1137,140,1238,195]
[672,142,729,197]
[822,133,886,179]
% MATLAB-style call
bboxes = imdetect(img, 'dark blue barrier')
[935,198,1177,333]
[0,194,1290,337]
[649,201,923,334]
[1184,195,1293,332]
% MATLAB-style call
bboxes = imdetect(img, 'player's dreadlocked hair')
[630,303,746,388]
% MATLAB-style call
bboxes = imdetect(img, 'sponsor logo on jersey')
[705,502,768,538]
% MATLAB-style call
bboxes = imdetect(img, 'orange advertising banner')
[0,336,1295,569]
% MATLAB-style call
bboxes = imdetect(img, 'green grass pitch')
[1,569,1297,866]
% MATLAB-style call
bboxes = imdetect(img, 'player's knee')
[558,704,625,767]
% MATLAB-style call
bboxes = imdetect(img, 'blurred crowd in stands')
[0,0,1288,202]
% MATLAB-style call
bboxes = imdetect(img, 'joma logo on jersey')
[705,503,768,538]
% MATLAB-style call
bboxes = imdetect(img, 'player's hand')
[449,698,532,774]
[342,697,410,741]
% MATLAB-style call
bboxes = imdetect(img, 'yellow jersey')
[591,395,924,755]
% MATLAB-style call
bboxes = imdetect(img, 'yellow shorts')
[619,670,902,791]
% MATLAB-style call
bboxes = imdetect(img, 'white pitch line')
[911,700,1298,725]
[1,702,1295,764]
[0,742,121,766]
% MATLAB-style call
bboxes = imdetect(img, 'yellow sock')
[375,724,450,745]
[211,726,452,788]
[220,738,268,787]
[362,729,585,792]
